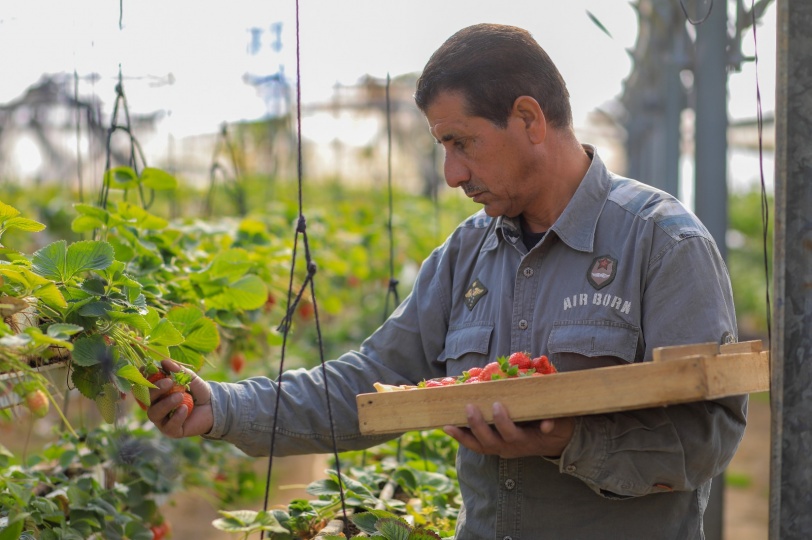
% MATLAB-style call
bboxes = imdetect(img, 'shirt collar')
[495,144,610,253]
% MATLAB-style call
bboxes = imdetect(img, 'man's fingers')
[491,402,522,442]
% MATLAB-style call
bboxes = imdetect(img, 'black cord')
[260,0,348,535]
[384,74,400,319]
[679,0,714,25]
[751,0,771,346]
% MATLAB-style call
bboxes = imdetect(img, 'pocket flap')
[439,324,494,362]
[548,320,639,363]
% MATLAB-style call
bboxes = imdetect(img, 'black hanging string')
[260,0,348,535]
[384,74,401,318]
[680,0,715,25]
[751,0,771,345]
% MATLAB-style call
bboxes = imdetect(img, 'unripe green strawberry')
[24,389,49,418]
[95,384,119,424]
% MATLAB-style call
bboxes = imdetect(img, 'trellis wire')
[384,74,401,318]
[259,0,348,535]
[750,0,771,345]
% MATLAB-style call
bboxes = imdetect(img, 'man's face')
[425,90,538,218]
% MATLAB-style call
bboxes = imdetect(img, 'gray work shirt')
[205,147,746,540]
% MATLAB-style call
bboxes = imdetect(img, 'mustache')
[461,182,485,195]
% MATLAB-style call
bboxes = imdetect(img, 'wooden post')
[769,0,812,537]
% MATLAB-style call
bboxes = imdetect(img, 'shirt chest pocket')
[438,323,494,376]
[547,320,641,372]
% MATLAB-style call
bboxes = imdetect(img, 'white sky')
[0,0,776,138]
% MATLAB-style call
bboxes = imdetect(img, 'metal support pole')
[692,2,728,538]
[693,0,729,260]
[769,1,812,538]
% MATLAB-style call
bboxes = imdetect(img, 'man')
[148,24,746,539]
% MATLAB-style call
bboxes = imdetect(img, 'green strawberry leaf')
[0,200,21,220]
[104,166,139,190]
[72,335,109,367]
[116,364,155,387]
[65,240,115,279]
[141,167,178,190]
[4,216,46,233]
[147,319,184,347]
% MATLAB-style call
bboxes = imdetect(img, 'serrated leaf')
[376,518,412,540]
[47,323,83,339]
[207,249,254,281]
[78,300,113,317]
[80,277,107,296]
[71,214,105,233]
[166,306,219,352]
[117,202,168,230]
[71,365,104,399]
[73,203,110,221]
[107,311,151,332]
[141,167,178,190]
[207,275,267,311]
[167,345,203,371]
[33,281,67,309]
[0,200,21,220]
[104,166,139,190]
[31,240,68,281]
[116,364,154,387]
[65,240,115,279]
[72,335,109,367]
[4,216,46,232]
[351,510,402,535]
[147,319,184,346]
[211,510,288,534]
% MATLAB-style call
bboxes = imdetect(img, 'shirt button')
[565,464,577,473]
[518,319,528,330]
[523,267,534,277]
[503,536,513,540]
[504,478,516,490]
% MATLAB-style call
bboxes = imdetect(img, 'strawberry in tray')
[373,352,557,392]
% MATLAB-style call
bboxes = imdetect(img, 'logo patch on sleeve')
[464,279,488,310]
[587,255,617,290]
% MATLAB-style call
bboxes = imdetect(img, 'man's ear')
[512,96,546,144]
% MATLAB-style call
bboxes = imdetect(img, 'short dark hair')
[414,23,572,129]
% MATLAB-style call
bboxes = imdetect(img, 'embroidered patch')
[587,255,617,290]
[464,279,488,310]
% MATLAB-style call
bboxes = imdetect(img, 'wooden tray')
[356,340,769,435]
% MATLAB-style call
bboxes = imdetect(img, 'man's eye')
[454,139,468,149]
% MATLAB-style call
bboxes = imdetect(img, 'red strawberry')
[229,352,245,374]
[424,379,444,388]
[464,367,483,380]
[440,377,457,386]
[24,389,49,418]
[479,361,505,381]
[298,300,314,320]
[508,351,532,370]
[263,292,277,313]
[531,355,557,374]
[150,520,171,540]
[165,372,195,415]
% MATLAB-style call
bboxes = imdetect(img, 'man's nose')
[443,153,470,188]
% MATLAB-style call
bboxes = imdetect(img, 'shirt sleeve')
[201,247,453,457]
[556,235,748,498]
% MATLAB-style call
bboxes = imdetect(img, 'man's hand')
[146,359,214,439]
[443,402,575,459]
